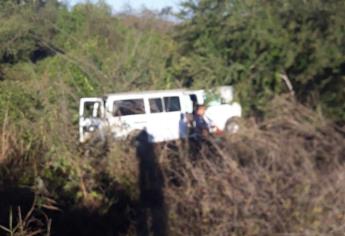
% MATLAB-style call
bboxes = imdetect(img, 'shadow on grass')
[135,129,167,236]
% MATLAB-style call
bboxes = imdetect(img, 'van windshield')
[83,102,102,118]
[113,99,145,116]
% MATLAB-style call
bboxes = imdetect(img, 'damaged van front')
[79,97,106,143]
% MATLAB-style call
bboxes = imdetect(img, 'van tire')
[224,117,241,134]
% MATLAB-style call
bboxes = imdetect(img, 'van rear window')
[149,98,163,113]
[113,99,145,116]
[164,96,181,112]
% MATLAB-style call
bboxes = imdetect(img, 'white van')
[79,90,193,143]
[79,87,242,143]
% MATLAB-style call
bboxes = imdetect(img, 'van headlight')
[83,125,97,132]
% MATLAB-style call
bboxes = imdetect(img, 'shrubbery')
[0,0,344,235]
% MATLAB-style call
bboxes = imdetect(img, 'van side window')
[149,98,163,113]
[164,96,181,112]
[113,99,145,116]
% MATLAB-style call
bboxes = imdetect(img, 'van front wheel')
[224,117,241,134]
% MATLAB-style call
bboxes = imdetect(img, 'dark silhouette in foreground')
[0,129,168,236]
[135,129,167,236]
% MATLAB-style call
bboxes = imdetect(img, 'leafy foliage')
[0,0,177,209]
[0,0,345,235]
[175,0,345,120]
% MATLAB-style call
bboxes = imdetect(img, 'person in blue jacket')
[193,104,210,139]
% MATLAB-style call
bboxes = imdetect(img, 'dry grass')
[78,96,345,235]
[1,96,345,235]
[0,199,52,236]
[1,111,12,163]
[156,96,345,236]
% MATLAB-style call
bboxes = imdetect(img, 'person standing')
[193,104,210,139]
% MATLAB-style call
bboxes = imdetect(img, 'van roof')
[105,89,192,98]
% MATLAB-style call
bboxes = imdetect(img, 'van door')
[79,98,105,143]
[163,96,187,141]
[146,97,165,142]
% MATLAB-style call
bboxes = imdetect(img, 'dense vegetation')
[0,0,344,235]
[175,0,345,119]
